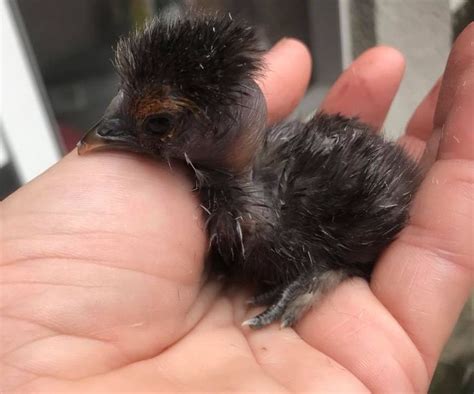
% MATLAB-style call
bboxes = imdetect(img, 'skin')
[1,23,473,392]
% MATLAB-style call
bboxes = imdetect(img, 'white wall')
[374,0,451,138]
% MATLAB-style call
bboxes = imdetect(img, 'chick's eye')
[144,114,172,135]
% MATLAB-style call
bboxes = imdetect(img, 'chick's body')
[202,114,419,327]
[78,13,420,328]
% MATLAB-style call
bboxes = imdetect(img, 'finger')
[258,38,312,124]
[372,23,474,376]
[435,23,474,161]
[405,78,442,140]
[295,280,429,392]
[434,23,474,131]
[244,320,370,392]
[399,79,442,161]
[321,46,405,130]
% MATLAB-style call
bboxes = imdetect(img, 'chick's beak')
[77,119,135,155]
[77,121,105,155]
[77,90,137,155]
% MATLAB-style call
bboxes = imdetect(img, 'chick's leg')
[247,285,284,306]
[243,270,348,329]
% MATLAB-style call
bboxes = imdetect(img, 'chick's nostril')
[97,128,110,137]
[96,118,128,138]
[97,127,118,137]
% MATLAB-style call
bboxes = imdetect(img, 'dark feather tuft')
[114,12,264,109]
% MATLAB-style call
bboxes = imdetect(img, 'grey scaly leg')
[247,285,283,306]
[243,270,348,329]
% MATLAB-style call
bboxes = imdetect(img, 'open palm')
[2,24,473,392]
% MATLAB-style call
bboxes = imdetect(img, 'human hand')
[1,24,473,392]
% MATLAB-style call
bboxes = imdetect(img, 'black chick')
[78,13,421,329]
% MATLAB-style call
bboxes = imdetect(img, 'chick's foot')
[243,270,348,329]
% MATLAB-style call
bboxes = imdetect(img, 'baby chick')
[78,12,420,329]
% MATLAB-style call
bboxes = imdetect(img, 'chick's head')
[78,13,267,171]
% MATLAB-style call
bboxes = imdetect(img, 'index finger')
[320,46,405,130]
[258,38,312,124]
[398,79,441,161]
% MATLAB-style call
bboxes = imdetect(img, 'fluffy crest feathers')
[114,12,264,108]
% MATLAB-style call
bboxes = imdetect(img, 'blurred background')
[0,1,472,391]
